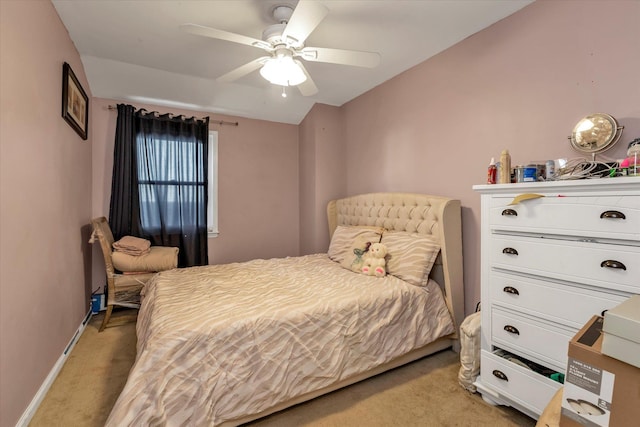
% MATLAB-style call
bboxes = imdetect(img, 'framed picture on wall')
[62,62,88,140]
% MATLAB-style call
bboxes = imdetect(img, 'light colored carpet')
[29,309,138,427]
[29,309,536,427]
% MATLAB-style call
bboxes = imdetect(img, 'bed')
[105,192,464,426]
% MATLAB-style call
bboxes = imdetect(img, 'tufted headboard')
[327,193,464,335]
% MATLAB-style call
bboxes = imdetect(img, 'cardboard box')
[602,296,640,369]
[560,316,640,427]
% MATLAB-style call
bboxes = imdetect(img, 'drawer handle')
[600,260,627,271]
[503,286,520,295]
[600,210,626,220]
[502,247,518,256]
[492,370,509,381]
[504,325,520,335]
[501,209,518,217]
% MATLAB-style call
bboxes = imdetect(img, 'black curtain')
[109,104,143,239]
[109,104,209,267]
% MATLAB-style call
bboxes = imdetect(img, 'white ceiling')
[53,0,532,124]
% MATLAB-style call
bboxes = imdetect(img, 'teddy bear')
[361,242,387,277]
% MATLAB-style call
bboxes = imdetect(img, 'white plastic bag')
[458,311,481,392]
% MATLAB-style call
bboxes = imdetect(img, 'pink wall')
[341,0,640,314]
[0,1,93,426]
[299,103,346,255]
[209,111,299,263]
[90,97,299,289]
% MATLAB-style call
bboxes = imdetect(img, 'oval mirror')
[569,113,623,159]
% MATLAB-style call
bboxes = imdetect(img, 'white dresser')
[472,177,640,419]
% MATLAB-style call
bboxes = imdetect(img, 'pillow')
[328,226,384,272]
[112,246,179,273]
[381,231,440,286]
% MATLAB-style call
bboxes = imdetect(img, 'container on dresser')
[472,177,640,420]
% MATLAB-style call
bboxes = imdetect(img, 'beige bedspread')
[106,254,454,426]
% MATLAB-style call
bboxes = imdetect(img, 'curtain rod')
[107,105,239,127]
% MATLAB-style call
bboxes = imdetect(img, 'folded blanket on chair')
[112,246,179,272]
[113,235,151,256]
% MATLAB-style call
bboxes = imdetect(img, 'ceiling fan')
[180,1,381,96]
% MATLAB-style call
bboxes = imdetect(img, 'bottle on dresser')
[499,149,511,183]
[487,158,497,184]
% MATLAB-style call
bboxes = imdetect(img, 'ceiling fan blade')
[217,57,269,83]
[282,1,328,46]
[296,62,318,96]
[180,23,272,51]
[300,46,381,68]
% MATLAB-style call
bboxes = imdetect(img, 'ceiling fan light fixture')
[259,55,307,87]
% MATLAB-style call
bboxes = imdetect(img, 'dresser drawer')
[491,308,574,371]
[490,271,628,329]
[490,235,640,294]
[480,349,561,416]
[489,195,640,241]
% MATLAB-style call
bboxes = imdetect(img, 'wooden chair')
[90,217,177,331]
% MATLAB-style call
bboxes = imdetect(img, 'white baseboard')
[16,310,93,427]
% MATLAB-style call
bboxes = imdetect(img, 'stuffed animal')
[350,241,372,273]
[362,242,387,277]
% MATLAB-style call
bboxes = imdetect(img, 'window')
[207,131,218,237]
[137,130,218,237]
